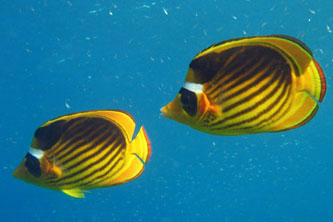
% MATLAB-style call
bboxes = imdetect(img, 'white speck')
[308,9,316,14]
[232,15,237,20]
[308,18,311,22]
[85,37,91,40]
[212,141,216,147]
[65,100,71,109]
[89,7,104,14]
[87,75,92,79]
[261,22,268,28]
[317,48,324,54]
[242,30,247,35]
[138,4,151,9]
[57,58,66,64]
[326,25,332,33]
[109,10,113,16]
[162,7,168,15]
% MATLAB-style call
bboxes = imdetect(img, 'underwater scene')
[1,0,333,221]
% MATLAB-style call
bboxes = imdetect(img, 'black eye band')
[25,153,42,178]
[179,87,197,116]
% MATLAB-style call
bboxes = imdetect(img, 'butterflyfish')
[161,35,326,135]
[13,110,151,198]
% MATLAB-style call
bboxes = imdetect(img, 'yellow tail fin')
[104,126,151,186]
[300,59,326,102]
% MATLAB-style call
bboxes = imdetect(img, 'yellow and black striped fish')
[13,110,151,198]
[161,35,326,135]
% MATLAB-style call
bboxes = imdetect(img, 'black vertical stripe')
[207,50,270,98]
[217,61,276,104]
[223,66,284,114]
[208,65,289,129]
[249,80,292,130]
[47,118,102,156]
[55,123,109,161]
[51,142,125,186]
[60,127,118,167]
[78,156,126,187]
[211,68,291,130]
[47,124,126,184]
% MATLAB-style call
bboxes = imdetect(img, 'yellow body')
[13,110,151,198]
[161,35,326,135]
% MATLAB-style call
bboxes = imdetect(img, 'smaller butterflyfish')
[13,110,151,198]
[161,35,326,135]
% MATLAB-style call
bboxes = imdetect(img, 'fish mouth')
[160,105,170,118]
[160,98,184,122]
[160,98,179,119]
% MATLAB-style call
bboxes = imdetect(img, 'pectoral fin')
[40,157,63,178]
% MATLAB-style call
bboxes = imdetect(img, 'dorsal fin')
[91,110,136,140]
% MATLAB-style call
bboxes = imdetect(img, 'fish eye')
[179,87,197,116]
[25,153,42,177]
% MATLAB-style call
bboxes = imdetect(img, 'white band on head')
[29,147,45,159]
[182,82,203,93]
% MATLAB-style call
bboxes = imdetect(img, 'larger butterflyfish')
[161,35,326,135]
[13,110,151,198]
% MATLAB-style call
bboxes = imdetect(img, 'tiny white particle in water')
[162,7,168,15]
[65,101,71,109]
[326,25,332,33]
[57,58,66,64]
[308,9,316,14]
[109,10,113,16]
[232,15,237,20]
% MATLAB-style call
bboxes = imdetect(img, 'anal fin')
[62,188,88,198]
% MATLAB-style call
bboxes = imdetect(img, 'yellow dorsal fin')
[43,110,137,140]
[94,110,136,140]
[62,188,88,198]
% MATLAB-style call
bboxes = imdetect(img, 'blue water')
[1,0,332,221]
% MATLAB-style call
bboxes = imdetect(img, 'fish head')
[161,82,211,127]
[13,154,43,186]
[13,147,55,189]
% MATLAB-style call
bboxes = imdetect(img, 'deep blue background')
[1,0,332,221]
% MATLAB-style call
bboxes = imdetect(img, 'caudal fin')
[303,59,326,102]
[104,126,151,186]
[285,58,326,130]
